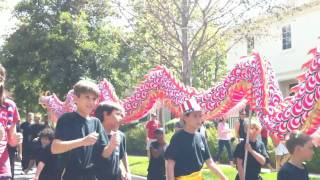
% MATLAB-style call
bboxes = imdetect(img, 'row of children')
[0,62,317,180]
[35,80,318,180]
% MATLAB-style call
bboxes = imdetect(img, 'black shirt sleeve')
[234,141,245,160]
[54,116,66,140]
[95,120,109,156]
[119,133,126,160]
[202,136,211,161]
[38,147,49,164]
[164,135,179,161]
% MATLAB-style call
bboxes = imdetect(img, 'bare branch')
[194,37,242,78]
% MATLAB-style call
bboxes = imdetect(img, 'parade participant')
[51,80,111,180]
[214,117,233,165]
[277,132,313,180]
[95,101,131,180]
[33,128,59,180]
[145,113,160,158]
[271,134,290,171]
[0,64,23,180]
[165,98,227,180]
[235,110,247,142]
[147,128,167,180]
[234,120,269,180]
[20,112,34,173]
[29,113,46,166]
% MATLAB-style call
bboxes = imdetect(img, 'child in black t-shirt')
[51,80,111,180]
[33,128,59,180]
[277,132,314,180]
[95,101,131,180]
[147,128,167,180]
[234,120,268,180]
[165,98,227,180]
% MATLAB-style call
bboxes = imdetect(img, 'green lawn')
[128,155,320,180]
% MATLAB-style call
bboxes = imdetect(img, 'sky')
[0,0,20,46]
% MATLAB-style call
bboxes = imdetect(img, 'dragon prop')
[39,46,320,138]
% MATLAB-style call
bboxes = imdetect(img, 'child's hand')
[245,143,253,153]
[82,132,99,146]
[13,132,23,145]
[110,131,120,148]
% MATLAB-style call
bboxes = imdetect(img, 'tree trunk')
[181,0,191,86]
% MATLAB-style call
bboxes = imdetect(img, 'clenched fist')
[82,132,99,146]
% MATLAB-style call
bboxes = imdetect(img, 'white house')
[226,1,320,97]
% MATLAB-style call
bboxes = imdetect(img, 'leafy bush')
[125,124,147,155]
[307,147,320,173]
[206,127,237,163]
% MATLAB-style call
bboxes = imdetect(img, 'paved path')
[13,161,36,180]
[12,161,146,180]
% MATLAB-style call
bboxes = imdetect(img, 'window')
[247,36,254,54]
[282,25,292,50]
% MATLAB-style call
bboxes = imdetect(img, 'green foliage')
[125,124,147,155]
[0,0,154,113]
[307,147,320,173]
[206,127,238,163]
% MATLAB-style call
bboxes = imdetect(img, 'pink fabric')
[217,122,231,140]
[0,99,20,177]
[146,120,160,139]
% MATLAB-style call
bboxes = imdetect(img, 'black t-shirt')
[20,121,32,143]
[29,123,46,158]
[238,119,247,139]
[277,162,309,180]
[54,112,108,179]
[165,130,211,177]
[38,144,59,180]
[30,123,46,140]
[147,141,166,180]
[96,131,126,180]
[234,140,269,180]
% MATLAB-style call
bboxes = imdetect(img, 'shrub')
[206,127,237,163]
[307,147,320,173]
[125,124,147,155]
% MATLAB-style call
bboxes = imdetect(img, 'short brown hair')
[286,132,312,154]
[95,101,124,123]
[73,80,100,97]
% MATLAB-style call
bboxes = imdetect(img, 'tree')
[113,0,288,86]
[0,0,123,112]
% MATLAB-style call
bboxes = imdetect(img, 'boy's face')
[104,109,123,128]
[297,140,314,161]
[40,137,51,147]
[74,92,98,116]
[249,125,261,139]
[184,111,202,130]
